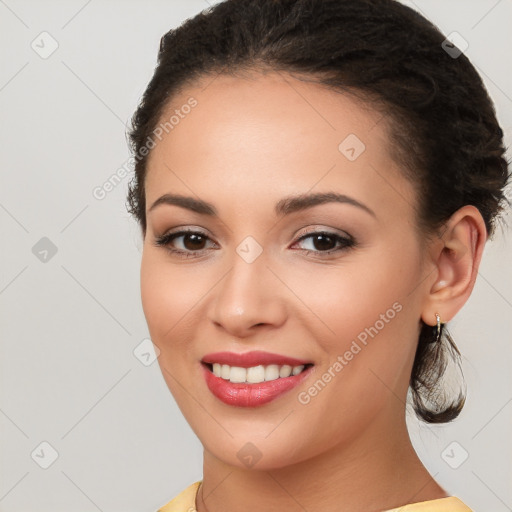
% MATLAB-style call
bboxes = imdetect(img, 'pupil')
[314,234,334,251]
[185,234,205,250]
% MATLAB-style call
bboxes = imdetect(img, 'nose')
[207,252,287,339]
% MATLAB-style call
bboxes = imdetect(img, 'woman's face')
[141,72,432,470]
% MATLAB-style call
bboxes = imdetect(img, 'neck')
[197,405,448,512]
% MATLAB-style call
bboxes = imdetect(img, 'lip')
[201,350,312,368]
[201,351,314,407]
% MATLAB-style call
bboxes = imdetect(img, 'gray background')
[1,1,511,511]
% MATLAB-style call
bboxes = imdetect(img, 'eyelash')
[153,228,356,259]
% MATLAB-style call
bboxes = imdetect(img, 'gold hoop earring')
[435,312,442,343]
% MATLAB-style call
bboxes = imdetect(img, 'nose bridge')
[219,244,270,313]
[209,241,286,334]
[222,231,269,294]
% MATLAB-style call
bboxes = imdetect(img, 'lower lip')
[201,364,314,407]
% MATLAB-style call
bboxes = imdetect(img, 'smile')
[206,362,310,383]
[201,351,314,407]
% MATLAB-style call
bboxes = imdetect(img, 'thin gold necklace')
[197,481,210,512]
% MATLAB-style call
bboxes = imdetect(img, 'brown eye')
[309,233,337,251]
[294,231,355,256]
[154,229,216,257]
[180,233,207,251]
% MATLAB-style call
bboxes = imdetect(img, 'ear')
[421,205,488,327]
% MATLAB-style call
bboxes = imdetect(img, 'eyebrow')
[148,192,376,218]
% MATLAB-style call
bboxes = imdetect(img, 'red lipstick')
[201,351,314,407]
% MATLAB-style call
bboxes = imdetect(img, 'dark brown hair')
[126,0,511,423]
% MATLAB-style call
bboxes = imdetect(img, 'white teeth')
[221,364,230,379]
[279,365,292,378]
[208,362,308,383]
[264,364,280,381]
[229,366,247,383]
[292,365,305,375]
[246,365,265,383]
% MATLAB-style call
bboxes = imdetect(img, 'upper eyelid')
[158,228,352,250]
[295,226,352,239]
[159,226,350,241]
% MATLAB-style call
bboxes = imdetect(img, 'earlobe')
[421,205,487,325]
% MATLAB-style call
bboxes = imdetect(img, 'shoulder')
[383,496,472,511]
[157,481,202,512]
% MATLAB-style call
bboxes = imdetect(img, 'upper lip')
[201,350,312,368]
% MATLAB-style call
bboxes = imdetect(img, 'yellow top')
[157,481,473,511]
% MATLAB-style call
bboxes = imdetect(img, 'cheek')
[286,253,415,343]
[141,250,194,332]
[288,247,421,392]
[140,250,198,367]
[140,251,202,405]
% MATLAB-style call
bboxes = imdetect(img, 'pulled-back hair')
[126,0,511,423]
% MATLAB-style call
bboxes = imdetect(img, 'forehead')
[144,72,414,220]
[152,71,386,158]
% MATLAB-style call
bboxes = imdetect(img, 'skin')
[140,71,487,512]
